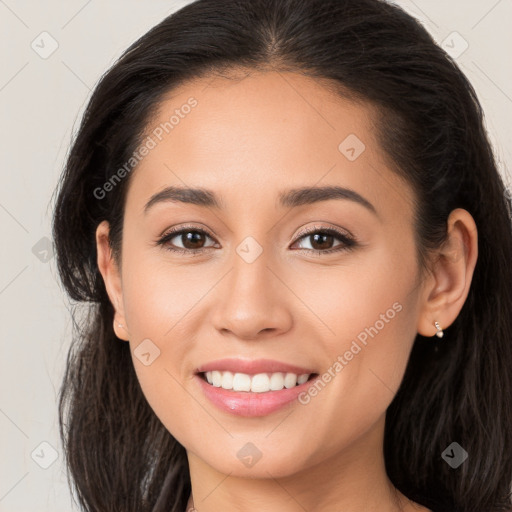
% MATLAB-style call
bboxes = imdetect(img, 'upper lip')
[196,358,317,375]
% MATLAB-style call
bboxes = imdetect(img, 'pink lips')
[195,358,319,417]
[195,357,316,375]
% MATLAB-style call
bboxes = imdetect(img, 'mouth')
[198,370,319,393]
[194,358,320,416]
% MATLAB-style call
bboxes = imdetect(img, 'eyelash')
[156,223,358,257]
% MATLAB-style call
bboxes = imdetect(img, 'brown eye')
[179,230,208,249]
[308,232,336,251]
[157,227,217,254]
[292,227,357,255]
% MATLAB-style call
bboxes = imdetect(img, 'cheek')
[291,241,419,352]
[117,247,200,425]
[337,253,419,396]
[120,258,207,446]
[290,241,420,400]
[121,249,204,339]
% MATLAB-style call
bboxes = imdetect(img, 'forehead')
[125,70,413,219]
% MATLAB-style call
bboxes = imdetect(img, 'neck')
[184,414,417,512]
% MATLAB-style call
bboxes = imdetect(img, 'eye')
[291,225,357,255]
[156,225,218,255]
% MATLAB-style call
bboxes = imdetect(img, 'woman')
[52,0,512,511]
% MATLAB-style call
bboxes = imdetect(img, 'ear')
[96,220,130,341]
[417,208,478,337]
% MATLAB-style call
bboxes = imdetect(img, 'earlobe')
[96,220,130,341]
[113,320,130,342]
[417,208,478,338]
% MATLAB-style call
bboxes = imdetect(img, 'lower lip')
[195,374,319,417]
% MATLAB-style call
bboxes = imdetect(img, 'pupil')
[312,233,333,250]
[184,231,204,248]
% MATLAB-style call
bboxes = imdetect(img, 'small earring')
[434,321,444,338]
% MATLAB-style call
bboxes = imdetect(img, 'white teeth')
[269,372,285,390]
[297,373,309,385]
[232,372,251,391]
[251,373,270,393]
[211,371,222,387]
[221,371,234,389]
[203,371,311,392]
[284,372,298,389]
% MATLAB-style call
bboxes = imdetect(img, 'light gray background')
[1,1,511,511]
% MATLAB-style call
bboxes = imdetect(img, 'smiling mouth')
[199,371,319,393]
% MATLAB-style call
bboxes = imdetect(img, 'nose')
[211,251,293,341]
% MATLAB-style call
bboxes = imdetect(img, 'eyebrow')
[143,185,378,217]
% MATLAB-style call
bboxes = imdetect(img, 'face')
[100,70,427,478]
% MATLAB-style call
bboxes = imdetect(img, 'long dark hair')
[51,1,512,511]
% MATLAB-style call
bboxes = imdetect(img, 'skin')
[96,70,478,512]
